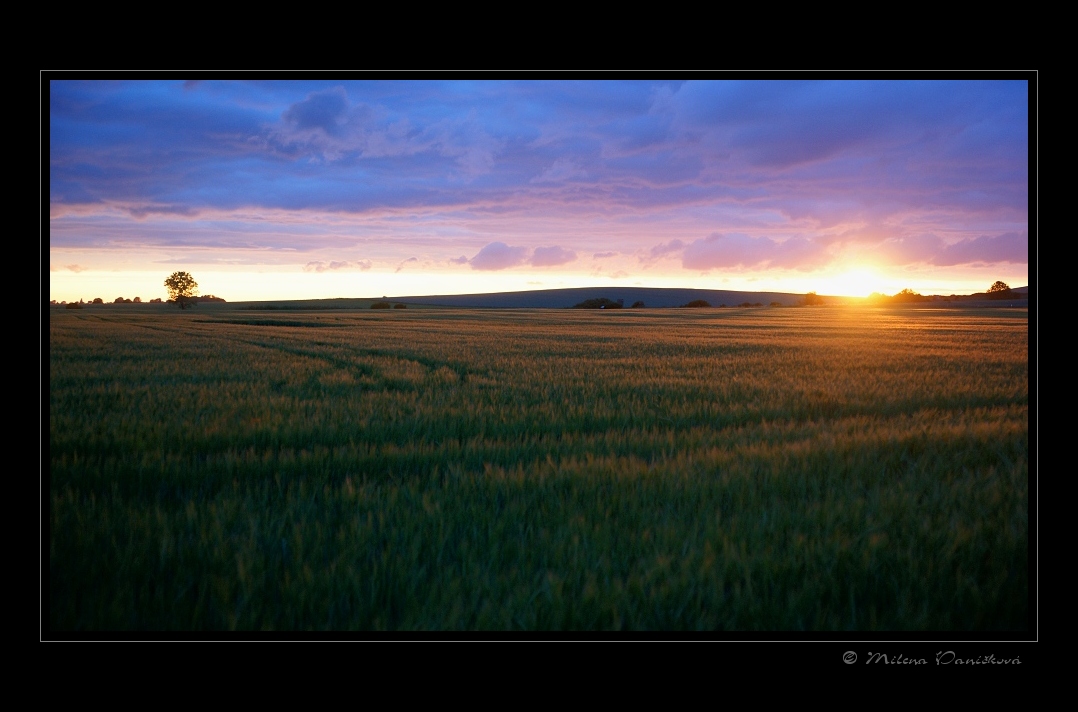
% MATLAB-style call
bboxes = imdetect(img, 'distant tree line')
[865,282,1017,304]
[168,295,225,305]
[52,296,223,306]
[868,288,930,303]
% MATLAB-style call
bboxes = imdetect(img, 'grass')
[48,305,1029,631]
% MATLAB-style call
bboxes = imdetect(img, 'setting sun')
[823,268,883,298]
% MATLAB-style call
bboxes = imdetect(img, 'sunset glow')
[48,78,1031,303]
[822,268,884,298]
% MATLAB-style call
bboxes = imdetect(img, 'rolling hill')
[385,287,819,309]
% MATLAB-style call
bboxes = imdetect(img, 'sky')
[47,78,1031,303]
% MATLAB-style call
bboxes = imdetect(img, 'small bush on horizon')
[371,301,391,309]
[894,288,926,303]
[573,298,623,309]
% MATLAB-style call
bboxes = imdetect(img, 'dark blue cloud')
[282,87,349,136]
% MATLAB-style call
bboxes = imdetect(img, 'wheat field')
[48,304,1028,631]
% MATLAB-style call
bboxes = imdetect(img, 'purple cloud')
[681,233,777,270]
[469,242,528,271]
[530,246,577,267]
[875,234,947,265]
[303,259,372,272]
[871,231,1027,267]
[768,236,832,270]
[126,204,199,219]
[531,158,585,184]
[395,257,419,273]
[640,239,685,265]
[933,232,1027,266]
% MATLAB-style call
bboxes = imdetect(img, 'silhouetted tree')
[987,281,1013,300]
[682,300,711,308]
[803,292,823,306]
[631,301,646,308]
[164,271,198,309]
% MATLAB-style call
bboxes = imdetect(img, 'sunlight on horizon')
[48,265,1029,304]
[821,268,882,298]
